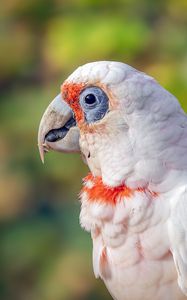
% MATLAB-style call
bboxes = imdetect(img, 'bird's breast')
[80,175,169,251]
[79,175,184,300]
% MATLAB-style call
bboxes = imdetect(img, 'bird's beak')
[38,94,80,163]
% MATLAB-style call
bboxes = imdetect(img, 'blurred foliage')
[0,0,186,299]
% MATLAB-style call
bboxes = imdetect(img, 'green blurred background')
[0,0,187,299]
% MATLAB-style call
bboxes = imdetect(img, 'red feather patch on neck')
[61,82,85,123]
[81,173,157,205]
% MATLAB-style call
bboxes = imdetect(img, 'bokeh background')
[0,0,187,299]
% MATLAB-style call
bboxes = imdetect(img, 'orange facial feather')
[81,173,158,205]
[61,82,85,123]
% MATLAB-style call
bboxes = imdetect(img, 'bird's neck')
[80,173,157,205]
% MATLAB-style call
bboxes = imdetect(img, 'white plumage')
[38,61,187,300]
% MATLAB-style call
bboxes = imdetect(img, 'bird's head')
[38,61,183,190]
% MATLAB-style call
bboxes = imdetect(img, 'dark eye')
[84,94,97,105]
[80,86,107,109]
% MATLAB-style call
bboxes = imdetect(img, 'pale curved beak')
[38,94,80,163]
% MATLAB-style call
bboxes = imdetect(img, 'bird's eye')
[80,86,107,109]
[79,86,109,123]
[84,94,97,105]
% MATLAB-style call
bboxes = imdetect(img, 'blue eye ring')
[79,86,109,123]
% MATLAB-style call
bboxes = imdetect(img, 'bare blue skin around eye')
[79,87,109,123]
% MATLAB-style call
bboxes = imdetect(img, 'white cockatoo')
[38,61,187,300]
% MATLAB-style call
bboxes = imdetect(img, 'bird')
[38,61,187,300]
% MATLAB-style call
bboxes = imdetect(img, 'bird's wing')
[168,185,187,295]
